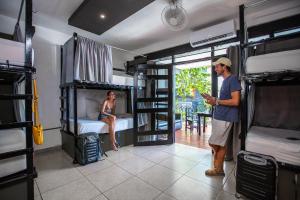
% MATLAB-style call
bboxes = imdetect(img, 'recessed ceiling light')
[100,13,106,19]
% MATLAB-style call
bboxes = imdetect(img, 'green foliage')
[175,66,211,99]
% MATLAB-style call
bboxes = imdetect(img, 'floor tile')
[165,176,219,200]
[162,144,210,162]
[138,165,182,191]
[35,195,42,200]
[155,193,178,200]
[216,191,239,200]
[42,178,99,200]
[197,152,214,166]
[162,144,187,155]
[92,194,109,200]
[142,151,173,163]
[223,172,236,195]
[34,180,41,197]
[185,162,233,190]
[117,155,155,175]
[174,148,209,162]
[104,177,161,200]
[77,158,114,176]
[36,166,83,193]
[87,165,132,192]
[106,149,136,163]
[35,151,74,177]
[123,145,152,156]
[159,156,197,174]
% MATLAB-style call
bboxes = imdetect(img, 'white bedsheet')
[246,126,300,166]
[69,117,134,134]
[246,49,300,74]
[0,129,26,177]
[112,75,145,87]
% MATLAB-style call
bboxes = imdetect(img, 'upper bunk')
[60,33,143,91]
[0,37,35,83]
[244,48,300,82]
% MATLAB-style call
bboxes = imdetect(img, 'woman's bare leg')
[101,117,117,150]
[108,116,117,147]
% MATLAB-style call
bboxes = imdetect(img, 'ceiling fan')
[161,0,188,31]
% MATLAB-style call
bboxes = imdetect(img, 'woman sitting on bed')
[98,91,119,151]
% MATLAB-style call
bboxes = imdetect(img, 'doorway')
[174,55,212,149]
[151,45,230,149]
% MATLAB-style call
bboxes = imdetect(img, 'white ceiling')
[0,0,299,54]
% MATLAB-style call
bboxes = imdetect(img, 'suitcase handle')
[244,155,267,166]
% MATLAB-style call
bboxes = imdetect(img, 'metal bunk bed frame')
[239,4,300,172]
[60,33,134,160]
[0,0,35,199]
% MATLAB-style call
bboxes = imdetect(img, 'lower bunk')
[236,126,300,200]
[61,117,135,161]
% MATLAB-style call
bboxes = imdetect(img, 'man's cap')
[213,57,232,67]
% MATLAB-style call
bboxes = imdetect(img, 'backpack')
[75,132,101,165]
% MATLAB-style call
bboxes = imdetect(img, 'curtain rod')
[73,32,147,58]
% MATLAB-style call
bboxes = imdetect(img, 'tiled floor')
[34,143,239,200]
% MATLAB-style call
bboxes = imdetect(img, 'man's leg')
[206,144,225,176]
[209,143,219,168]
[215,146,226,173]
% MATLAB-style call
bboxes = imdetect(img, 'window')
[153,56,172,64]
[175,60,211,70]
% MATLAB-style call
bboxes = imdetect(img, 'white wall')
[0,14,133,150]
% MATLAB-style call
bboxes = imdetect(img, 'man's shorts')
[209,118,233,147]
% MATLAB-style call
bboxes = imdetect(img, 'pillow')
[87,112,99,120]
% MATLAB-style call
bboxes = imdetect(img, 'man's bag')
[75,132,101,165]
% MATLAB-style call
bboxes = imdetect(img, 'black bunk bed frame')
[0,0,35,199]
[133,64,175,146]
[239,4,300,172]
[60,33,134,160]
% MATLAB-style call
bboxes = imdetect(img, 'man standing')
[203,57,241,176]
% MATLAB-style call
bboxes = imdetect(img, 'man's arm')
[206,91,240,107]
[218,91,240,106]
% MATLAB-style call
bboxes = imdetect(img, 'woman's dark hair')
[107,91,113,96]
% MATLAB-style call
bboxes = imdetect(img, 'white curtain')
[74,36,112,83]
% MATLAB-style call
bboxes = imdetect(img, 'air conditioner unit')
[190,20,236,48]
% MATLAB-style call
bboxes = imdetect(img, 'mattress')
[246,126,300,166]
[0,38,24,66]
[112,75,145,87]
[246,49,300,74]
[69,117,134,135]
[0,129,26,177]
